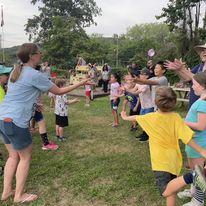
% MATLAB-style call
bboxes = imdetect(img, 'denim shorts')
[153,171,177,195]
[0,120,32,150]
[140,107,154,115]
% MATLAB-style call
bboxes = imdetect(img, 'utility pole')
[114,34,119,68]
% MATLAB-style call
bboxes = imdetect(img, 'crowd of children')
[1,42,206,206]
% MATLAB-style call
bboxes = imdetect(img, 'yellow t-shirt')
[136,112,194,175]
[0,85,5,103]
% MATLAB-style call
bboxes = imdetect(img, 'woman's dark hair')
[156,61,166,73]
[111,72,121,84]
[102,64,108,72]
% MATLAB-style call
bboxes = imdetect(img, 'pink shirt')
[85,84,91,91]
[137,84,153,109]
[110,82,120,100]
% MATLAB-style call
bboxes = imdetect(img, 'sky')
[0,0,169,48]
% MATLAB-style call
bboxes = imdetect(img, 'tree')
[42,16,88,68]
[25,0,101,68]
[25,0,101,43]
[118,23,178,67]
[156,0,206,55]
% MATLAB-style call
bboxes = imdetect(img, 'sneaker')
[57,136,66,142]
[130,127,137,132]
[177,189,193,199]
[139,133,149,142]
[194,165,206,193]
[42,142,59,150]
[183,198,204,206]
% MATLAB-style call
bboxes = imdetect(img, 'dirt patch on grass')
[73,139,132,157]
[51,178,107,206]
[92,177,114,187]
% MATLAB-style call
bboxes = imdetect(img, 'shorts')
[55,114,68,127]
[185,142,206,158]
[153,171,177,195]
[140,107,154,115]
[33,110,44,122]
[0,120,32,150]
[85,91,91,97]
[111,98,120,110]
[129,109,138,116]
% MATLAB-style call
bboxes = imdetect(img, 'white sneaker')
[182,198,204,206]
[177,189,193,199]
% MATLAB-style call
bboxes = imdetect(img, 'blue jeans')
[140,107,154,115]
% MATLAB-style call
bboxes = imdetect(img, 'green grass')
[0,96,190,206]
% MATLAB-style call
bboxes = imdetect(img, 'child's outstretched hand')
[80,78,91,85]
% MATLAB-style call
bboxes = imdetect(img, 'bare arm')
[67,98,80,104]
[121,110,137,121]
[134,77,159,85]
[122,99,128,112]
[165,59,194,82]
[187,139,206,158]
[49,78,90,95]
[185,113,206,131]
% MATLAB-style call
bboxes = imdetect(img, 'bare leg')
[14,144,36,202]
[59,127,64,137]
[38,119,46,134]
[1,144,19,200]
[86,96,90,105]
[163,176,188,206]
[163,176,187,197]
[113,110,119,125]
[56,125,59,136]
[166,194,176,206]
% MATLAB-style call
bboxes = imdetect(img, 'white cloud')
[0,0,168,48]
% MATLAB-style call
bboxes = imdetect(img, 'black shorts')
[129,109,138,116]
[55,114,68,127]
[153,171,177,195]
[110,98,120,110]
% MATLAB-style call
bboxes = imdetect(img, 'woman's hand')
[164,59,186,71]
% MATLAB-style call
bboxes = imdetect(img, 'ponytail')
[10,43,39,83]
[10,62,23,83]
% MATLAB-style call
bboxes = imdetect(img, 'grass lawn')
[0,95,190,206]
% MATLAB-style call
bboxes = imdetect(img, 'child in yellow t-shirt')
[121,86,206,206]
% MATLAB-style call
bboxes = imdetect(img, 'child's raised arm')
[122,99,128,112]
[121,111,137,122]
[134,77,159,85]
